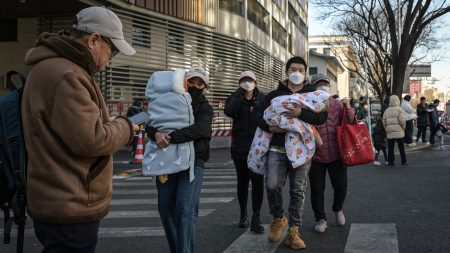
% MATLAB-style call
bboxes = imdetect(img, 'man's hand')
[132,124,140,132]
[269,126,286,133]
[155,132,171,148]
[286,104,302,118]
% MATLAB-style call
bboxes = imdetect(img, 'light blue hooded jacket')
[143,69,196,181]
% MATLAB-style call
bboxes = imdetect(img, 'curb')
[404,144,432,153]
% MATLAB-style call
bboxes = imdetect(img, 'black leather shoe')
[239,212,249,228]
[402,161,409,165]
[250,212,264,233]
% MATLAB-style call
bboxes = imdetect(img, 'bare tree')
[313,0,450,99]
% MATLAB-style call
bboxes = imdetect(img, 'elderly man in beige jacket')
[383,95,407,166]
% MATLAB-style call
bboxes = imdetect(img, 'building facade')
[308,49,344,96]
[1,0,308,132]
[309,35,365,99]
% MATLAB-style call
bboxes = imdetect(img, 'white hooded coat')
[383,95,406,139]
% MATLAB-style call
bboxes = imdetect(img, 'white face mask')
[317,86,330,93]
[288,71,305,85]
[240,81,255,92]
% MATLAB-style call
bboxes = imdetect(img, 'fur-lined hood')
[146,69,187,102]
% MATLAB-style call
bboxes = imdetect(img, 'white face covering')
[240,81,255,92]
[288,71,305,85]
[317,85,330,93]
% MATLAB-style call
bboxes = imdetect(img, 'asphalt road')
[1,136,449,253]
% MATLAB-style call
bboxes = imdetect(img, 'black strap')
[4,71,26,91]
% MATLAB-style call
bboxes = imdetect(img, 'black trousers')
[404,120,414,144]
[416,126,427,141]
[233,159,264,214]
[309,160,347,221]
[387,138,407,164]
[429,125,439,145]
[33,220,100,253]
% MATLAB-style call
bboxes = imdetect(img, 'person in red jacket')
[308,74,355,233]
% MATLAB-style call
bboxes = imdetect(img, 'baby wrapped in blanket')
[143,69,196,182]
[248,90,330,175]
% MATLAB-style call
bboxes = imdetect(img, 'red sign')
[409,80,421,95]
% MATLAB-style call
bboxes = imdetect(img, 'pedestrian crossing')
[0,168,238,242]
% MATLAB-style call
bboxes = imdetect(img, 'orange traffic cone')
[133,130,144,164]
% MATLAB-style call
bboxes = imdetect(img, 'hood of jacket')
[146,69,187,102]
[24,32,97,75]
[389,95,400,107]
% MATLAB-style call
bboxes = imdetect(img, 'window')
[309,67,318,75]
[323,48,331,56]
[168,25,184,54]
[272,19,287,48]
[288,34,293,54]
[132,19,151,48]
[310,48,317,53]
[288,3,307,35]
[0,19,17,42]
[247,0,270,34]
[219,0,245,16]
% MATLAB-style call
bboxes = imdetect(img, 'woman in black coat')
[224,71,265,233]
[416,96,429,142]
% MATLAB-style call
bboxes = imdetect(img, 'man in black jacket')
[146,66,213,253]
[224,70,265,233]
[258,56,327,250]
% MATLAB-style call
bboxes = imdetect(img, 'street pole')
[363,48,373,141]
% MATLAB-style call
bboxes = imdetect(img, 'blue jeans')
[156,166,203,253]
[265,151,310,227]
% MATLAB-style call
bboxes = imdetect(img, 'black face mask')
[188,87,204,101]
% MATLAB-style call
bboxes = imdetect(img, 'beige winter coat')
[383,95,406,139]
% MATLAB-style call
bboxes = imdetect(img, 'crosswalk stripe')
[113,180,237,187]
[344,223,399,253]
[113,188,236,195]
[203,175,236,179]
[223,224,286,253]
[110,197,234,205]
[105,209,214,218]
[16,227,166,238]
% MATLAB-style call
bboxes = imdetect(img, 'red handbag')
[336,107,374,167]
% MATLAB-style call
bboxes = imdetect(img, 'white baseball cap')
[186,66,209,85]
[239,70,257,83]
[73,6,136,56]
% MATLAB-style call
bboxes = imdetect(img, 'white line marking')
[113,188,236,195]
[344,223,399,253]
[105,209,214,218]
[110,197,234,205]
[113,180,237,187]
[223,224,287,253]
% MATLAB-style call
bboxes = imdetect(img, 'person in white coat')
[383,95,407,166]
[400,95,417,146]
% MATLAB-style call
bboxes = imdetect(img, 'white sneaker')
[314,219,327,233]
[335,211,346,226]
[408,143,416,147]
[385,161,389,165]
[374,161,381,166]
[426,142,430,145]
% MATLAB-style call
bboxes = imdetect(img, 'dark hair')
[420,96,426,101]
[404,95,411,101]
[359,96,364,102]
[332,95,339,99]
[285,56,307,71]
[433,99,440,104]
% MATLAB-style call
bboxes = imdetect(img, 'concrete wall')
[0,18,37,82]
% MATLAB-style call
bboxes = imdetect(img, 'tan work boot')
[267,216,288,242]
[284,226,306,250]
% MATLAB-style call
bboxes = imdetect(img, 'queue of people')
[20,6,448,253]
